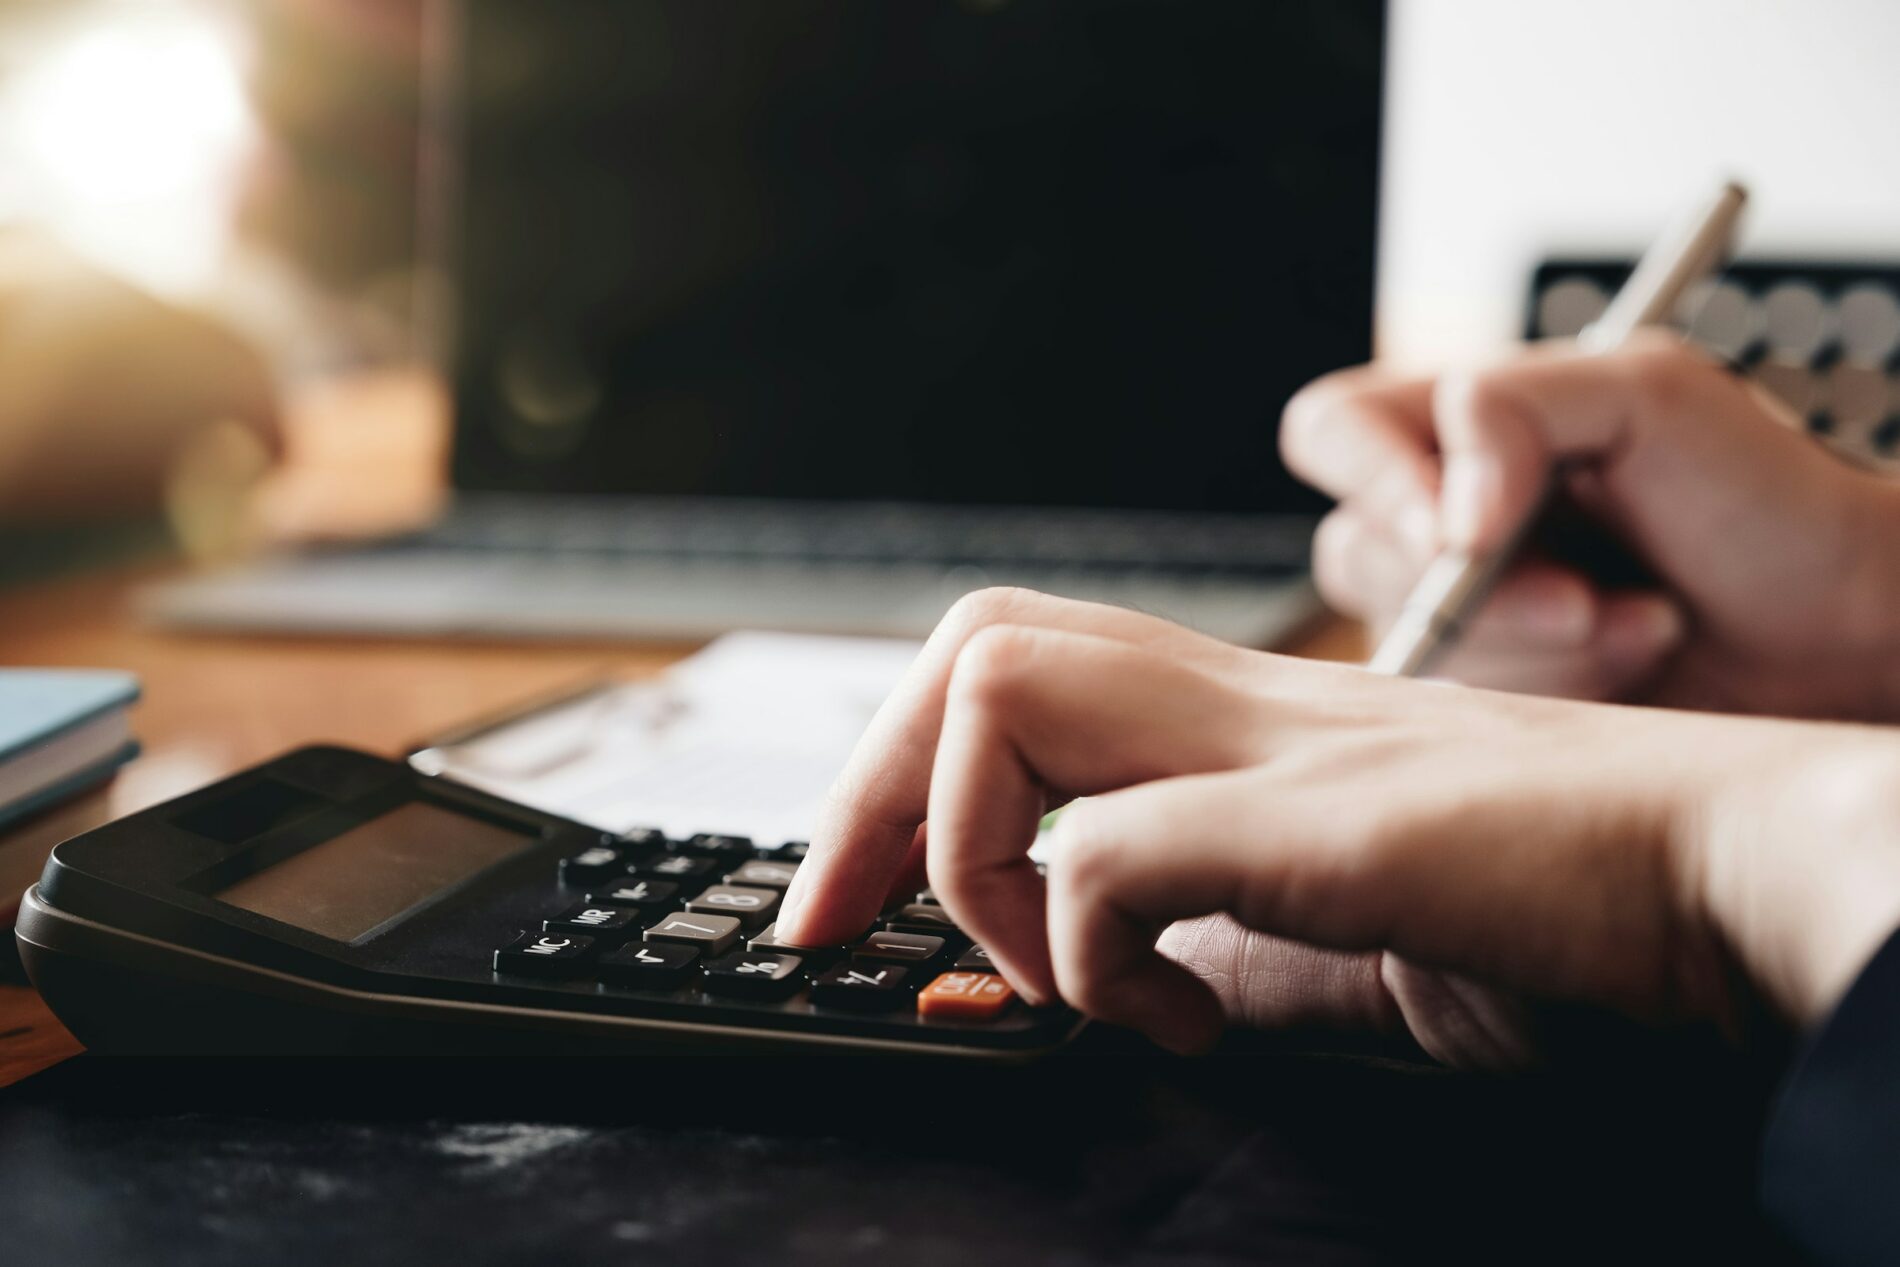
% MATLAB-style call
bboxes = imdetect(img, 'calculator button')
[494,931,596,977]
[954,945,1000,973]
[775,841,811,861]
[619,827,670,853]
[684,884,781,929]
[645,912,743,956]
[683,833,755,861]
[544,903,644,943]
[702,951,806,1000]
[587,877,679,918]
[632,854,721,890]
[810,963,912,1011]
[725,859,800,890]
[598,941,700,990]
[854,931,947,967]
[884,904,962,939]
[558,844,626,886]
[917,971,1017,1020]
[748,923,848,966]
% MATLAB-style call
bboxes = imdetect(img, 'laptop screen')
[447,0,1383,516]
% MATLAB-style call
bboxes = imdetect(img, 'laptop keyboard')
[387,497,1313,579]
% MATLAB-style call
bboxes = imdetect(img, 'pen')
[1366,180,1750,678]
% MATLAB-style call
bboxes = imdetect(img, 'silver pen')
[1366,180,1749,678]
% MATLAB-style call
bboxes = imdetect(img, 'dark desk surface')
[0,1005,1796,1266]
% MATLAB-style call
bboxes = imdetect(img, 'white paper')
[409,632,922,846]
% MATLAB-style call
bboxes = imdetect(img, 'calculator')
[15,746,1084,1062]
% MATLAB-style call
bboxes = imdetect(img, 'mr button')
[545,903,643,943]
[917,971,1017,1020]
[494,932,595,978]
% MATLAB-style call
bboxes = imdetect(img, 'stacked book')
[0,669,139,922]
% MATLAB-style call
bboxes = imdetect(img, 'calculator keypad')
[480,836,1061,1048]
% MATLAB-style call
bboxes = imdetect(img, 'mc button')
[494,931,596,978]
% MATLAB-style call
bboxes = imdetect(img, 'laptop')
[150,0,1385,645]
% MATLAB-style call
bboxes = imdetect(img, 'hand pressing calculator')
[15,746,1083,1061]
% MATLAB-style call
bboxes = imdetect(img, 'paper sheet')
[409,633,923,846]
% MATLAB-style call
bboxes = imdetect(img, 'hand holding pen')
[1366,182,1749,678]
[1279,182,1900,715]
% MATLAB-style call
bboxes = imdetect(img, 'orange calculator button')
[917,971,1017,1020]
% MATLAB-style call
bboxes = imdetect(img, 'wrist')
[1685,721,1900,1025]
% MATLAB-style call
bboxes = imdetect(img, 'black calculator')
[15,746,1083,1062]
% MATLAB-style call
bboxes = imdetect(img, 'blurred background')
[1,0,1898,633]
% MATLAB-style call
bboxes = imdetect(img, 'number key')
[684,884,780,929]
[748,922,847,968]
[725,859,800,890]
[885,903,963,940]
[645,912,742,956]
[598,941,699,990]
[854,931,946,967]
[954,945,1000,973]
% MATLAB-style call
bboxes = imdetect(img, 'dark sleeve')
[1762,922,1900,1266]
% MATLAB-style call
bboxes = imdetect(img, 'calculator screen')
[214,802,535,941]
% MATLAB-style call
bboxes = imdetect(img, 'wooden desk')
[0,373,1363,1086]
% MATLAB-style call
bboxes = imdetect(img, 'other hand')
[1281,337,1900,720]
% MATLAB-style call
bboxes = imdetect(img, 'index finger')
[773,588,1256,945]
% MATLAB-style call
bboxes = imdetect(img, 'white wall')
[1380,0,1900,367]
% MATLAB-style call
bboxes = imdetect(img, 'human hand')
[775,589,1900,1057]
[1281,336,1900,720]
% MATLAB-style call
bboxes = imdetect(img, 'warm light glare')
[0,3,255,296]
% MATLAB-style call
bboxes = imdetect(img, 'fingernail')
[1440,454,1504,549]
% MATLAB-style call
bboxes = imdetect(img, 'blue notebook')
[0,668,140,832]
